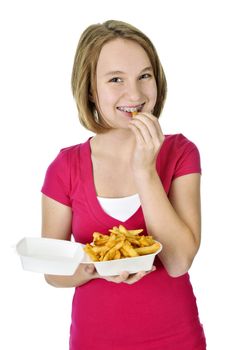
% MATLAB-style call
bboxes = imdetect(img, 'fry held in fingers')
[131,111,138,117]
[84,224,161,262]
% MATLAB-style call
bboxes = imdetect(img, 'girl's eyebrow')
[104,66,153,77]
[140,66,153,73]
[104,70,125,77]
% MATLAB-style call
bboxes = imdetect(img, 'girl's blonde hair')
[71,20,167,133]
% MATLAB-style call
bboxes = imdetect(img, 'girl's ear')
[89,94,94,102]
[89,89,94,102]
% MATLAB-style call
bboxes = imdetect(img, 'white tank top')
[97,193,141,221]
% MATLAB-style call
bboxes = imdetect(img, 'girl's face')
[95,38,157,129]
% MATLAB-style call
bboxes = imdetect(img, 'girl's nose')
[125,81,141,101]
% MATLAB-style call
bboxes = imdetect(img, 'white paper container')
[16,237,84,275]
[16,237,162,277]
[81,243,162,276]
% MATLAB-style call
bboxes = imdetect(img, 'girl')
[41,20,206,349]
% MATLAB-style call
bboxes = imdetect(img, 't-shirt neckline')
[80,137,143,228]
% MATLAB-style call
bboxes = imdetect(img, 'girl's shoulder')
[163,133,200,154]
[41,139,90,205]
[159,133,201,179]
[57,137,90,162]
[164,133,196,146]
[59,143,81,157]
[44,139,89,179]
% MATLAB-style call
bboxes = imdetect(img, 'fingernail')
[121,272,128,279]
[85,265,94,273]
[138,272,145,278]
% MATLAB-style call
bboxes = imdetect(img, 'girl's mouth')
[116,103,145,115]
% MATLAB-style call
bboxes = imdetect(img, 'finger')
[123,266,156,285]
[128,123,145,146]
[141,113,164,141]
[123,271,147,285]
[151,265,156,272]
[84,264,96,274]
[138,112,158,124]
[133,114,162,143]
[137,113,163,135]
[130,118,159,146]
[119,271,130,281]
[105,271,130,284]
[129,119,153,145]
[145,117,164,149]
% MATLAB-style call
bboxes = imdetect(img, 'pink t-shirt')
[41,134,206,350]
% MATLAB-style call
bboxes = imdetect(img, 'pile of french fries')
[84,225,161,262]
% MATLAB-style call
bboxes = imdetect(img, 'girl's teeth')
[118,105,143,112]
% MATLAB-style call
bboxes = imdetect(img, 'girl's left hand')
[98,266,156,285]
[128,112,164,173]
[85,263,156,285]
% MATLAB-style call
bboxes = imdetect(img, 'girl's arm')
[41,194,97,287]
[134,170,201,277]
[129,113,201,277]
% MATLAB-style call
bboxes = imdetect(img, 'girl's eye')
[109,77,123,83]
[140,73,152,80]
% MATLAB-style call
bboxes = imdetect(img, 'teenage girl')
[41,20,206,349]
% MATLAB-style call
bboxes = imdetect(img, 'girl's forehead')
[97,38,151,74]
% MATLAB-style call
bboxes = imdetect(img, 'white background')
[1,0,231,349]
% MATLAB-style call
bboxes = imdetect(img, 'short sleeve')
[41,149,71,206]
[173,135,201,179]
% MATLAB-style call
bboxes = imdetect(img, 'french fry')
[126,236,141,246]
[131,111,138,117]
[92,245,109,255]
[114,250,121,260]
[120,246,131,258]
[128,229,143,236]
[93,232,109,245]
[127,229,143,235]
[84,244,99,262]
[120,240,139,257]
[134,242,161,255]
[102,239,125,261]
[118,225,129,235]
[139,236,155,247]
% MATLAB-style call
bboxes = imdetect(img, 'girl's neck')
[90,129,135,161]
